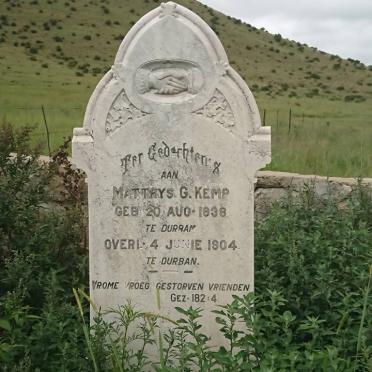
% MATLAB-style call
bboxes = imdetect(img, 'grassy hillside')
[0,0,372,176]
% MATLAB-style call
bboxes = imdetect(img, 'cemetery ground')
[0,125,371,370]
[1,0,372,177]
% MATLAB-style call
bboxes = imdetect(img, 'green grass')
[0,0,372,176]
[263,98,372,176]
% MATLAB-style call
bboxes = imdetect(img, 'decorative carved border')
[105,90,147,135]
[193,89,235,128]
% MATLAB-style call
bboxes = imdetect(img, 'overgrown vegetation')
[0,125,371,371]
[0,124,89,370]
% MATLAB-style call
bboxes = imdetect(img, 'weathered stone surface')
[254,187,288,218]
[255,171,372,215]
[256,171,372,190]
[72,2,270,347]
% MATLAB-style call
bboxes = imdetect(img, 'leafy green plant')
[0,124,371,370]
[0,124,89,370]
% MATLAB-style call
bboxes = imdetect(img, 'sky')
[199,0,372,66]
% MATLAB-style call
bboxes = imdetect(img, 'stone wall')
[255,171,372,218]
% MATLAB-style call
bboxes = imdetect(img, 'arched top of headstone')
[81,1,265,143]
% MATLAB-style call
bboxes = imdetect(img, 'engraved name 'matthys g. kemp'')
[72,1,271,349]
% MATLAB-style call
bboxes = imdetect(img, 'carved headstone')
[72,1,270,346]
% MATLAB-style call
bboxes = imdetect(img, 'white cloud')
[199,0,372,65]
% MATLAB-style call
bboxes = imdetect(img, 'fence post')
[288,108,292,134]
[41,105,51,157]
[276,109,279,129]
[263,109,266,126]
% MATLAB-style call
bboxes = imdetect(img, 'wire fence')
[0,105,86,153]
[1,104,371,176]
[0,103,360,147]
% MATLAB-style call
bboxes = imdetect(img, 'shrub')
[309,72,321,79]
[67,60,77,68]
[274,33,282,42]
[114,33,124,40]
[0,125,88,369]
[254,185,372,370]
[333,63,341,70]
[101,5,109,14]
[281,82,289,91]
[344,95,366,103]
[53,35,64,42]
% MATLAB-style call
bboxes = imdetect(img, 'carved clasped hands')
[148,69,188,95]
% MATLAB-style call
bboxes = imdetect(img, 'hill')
[0,0,371,176]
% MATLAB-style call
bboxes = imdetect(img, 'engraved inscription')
[120,141,222,175]
[105,90,147,135]
[194,89,235,128]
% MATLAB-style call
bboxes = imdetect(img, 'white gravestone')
[72,1,270,346]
